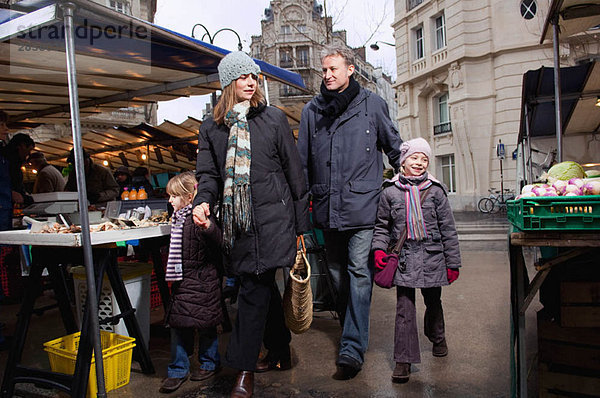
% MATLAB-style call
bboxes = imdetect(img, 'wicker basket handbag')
[282,235,313,334]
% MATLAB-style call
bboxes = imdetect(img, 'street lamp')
[370,41,395,51]
[191,23,244,110]
[191,23,243,51]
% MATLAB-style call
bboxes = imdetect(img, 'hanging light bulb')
[596,96,600,107]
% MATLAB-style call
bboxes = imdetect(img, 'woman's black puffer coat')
[165,215,223,329]
[194,104,310,275]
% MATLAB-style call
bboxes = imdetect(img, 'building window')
[438,154,456,193]
[298,25,307,33]
[434,14,446,50]
[414,26,424,60]
[109,0,126,13]
[281,25,291,35]
[297,47,309,67]
[434,93,452,134]
[520,0,537,20]
[280,83,302,97]
[407,0,424,11]
[280,48,293,68]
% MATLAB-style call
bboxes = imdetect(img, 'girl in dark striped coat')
[160,172,223,394]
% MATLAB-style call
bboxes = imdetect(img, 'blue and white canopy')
[0,0,305,125]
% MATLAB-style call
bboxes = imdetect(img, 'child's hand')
[447,268,459,284]
[374,250,388,270]
[193,202,211,229]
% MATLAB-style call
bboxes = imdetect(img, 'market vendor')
[0,133,35,216]
[64,149,120,205]
[114,165,131,196]
[28,151,65,194]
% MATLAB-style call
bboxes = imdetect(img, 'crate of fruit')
[507,195,600,231]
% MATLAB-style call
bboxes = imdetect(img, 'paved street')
[0,213,530,398]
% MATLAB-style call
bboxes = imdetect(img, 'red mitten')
[374,250,388,270]
[447,268,459,284]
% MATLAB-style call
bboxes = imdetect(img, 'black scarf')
[319,76,360,118]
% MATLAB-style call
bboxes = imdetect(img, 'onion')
[583,180,600,195]
[521,184,536,194]
[564,185,583,196]
[531,186,547,196]
[568,178,584,189]
[552,180,568,195]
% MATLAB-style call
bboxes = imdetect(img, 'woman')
[193,51,309,398]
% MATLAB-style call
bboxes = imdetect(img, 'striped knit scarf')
[222,100,252,252]
[395,179,433,240]
[165,204,192,282]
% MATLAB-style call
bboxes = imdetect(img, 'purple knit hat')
[399,137,431,166]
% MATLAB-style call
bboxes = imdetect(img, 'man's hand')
[193,202,211,229]
[11,191,24,204]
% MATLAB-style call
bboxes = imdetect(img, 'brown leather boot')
[392,363,410,383]
[255,348,292,373]
[230,371,253,398]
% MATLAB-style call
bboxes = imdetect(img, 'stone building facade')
[250,0,397,130]
[393,0,599,210]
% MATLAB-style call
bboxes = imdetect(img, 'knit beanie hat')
[217,51,261,89]
[399,137,431,166]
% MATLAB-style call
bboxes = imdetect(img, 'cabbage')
[547,161,586,181]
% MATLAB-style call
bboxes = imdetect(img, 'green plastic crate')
[507,195,600,231]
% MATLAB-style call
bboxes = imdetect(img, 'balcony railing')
[280,86,303,97]
[280,60,293,68]
[433,122,452,135]
[408,0,424,11]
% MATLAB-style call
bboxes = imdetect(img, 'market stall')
[509,2,600,396]
[0,1,306,397]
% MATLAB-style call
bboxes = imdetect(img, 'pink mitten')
[374,250,388,270]
[447,268,459,284]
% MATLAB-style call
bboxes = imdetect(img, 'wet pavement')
[0,213,528,398]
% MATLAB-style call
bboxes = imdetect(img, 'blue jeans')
[168,327,220,378]
[323,228,374,365]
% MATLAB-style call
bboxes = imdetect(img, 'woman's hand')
[193,202,211,229]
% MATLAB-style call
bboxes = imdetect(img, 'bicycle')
[477,188,515,213]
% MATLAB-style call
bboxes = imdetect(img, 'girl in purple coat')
[371,138,461,383]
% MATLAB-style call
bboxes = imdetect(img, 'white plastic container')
[71,262,152,349]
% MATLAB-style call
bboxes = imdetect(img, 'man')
[0,133,34,349]
[28,151,65,194]
[297,45,402,380]
[113,165,131,197]
[0,111,8,147]
[64,149,119,205]
[0,133,35,216]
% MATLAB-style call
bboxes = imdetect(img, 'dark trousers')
[225,269,291,371]
[394,286,445,364]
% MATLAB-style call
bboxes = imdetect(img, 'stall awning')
[32,117,201,173]
[541,0,600,43]
[519,61,600,141]
[0,0,306,125]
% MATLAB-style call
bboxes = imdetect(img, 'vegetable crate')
[506,195,600,231]
[43,331,136,398]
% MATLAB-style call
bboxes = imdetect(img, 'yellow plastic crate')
[43,331,136,398]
